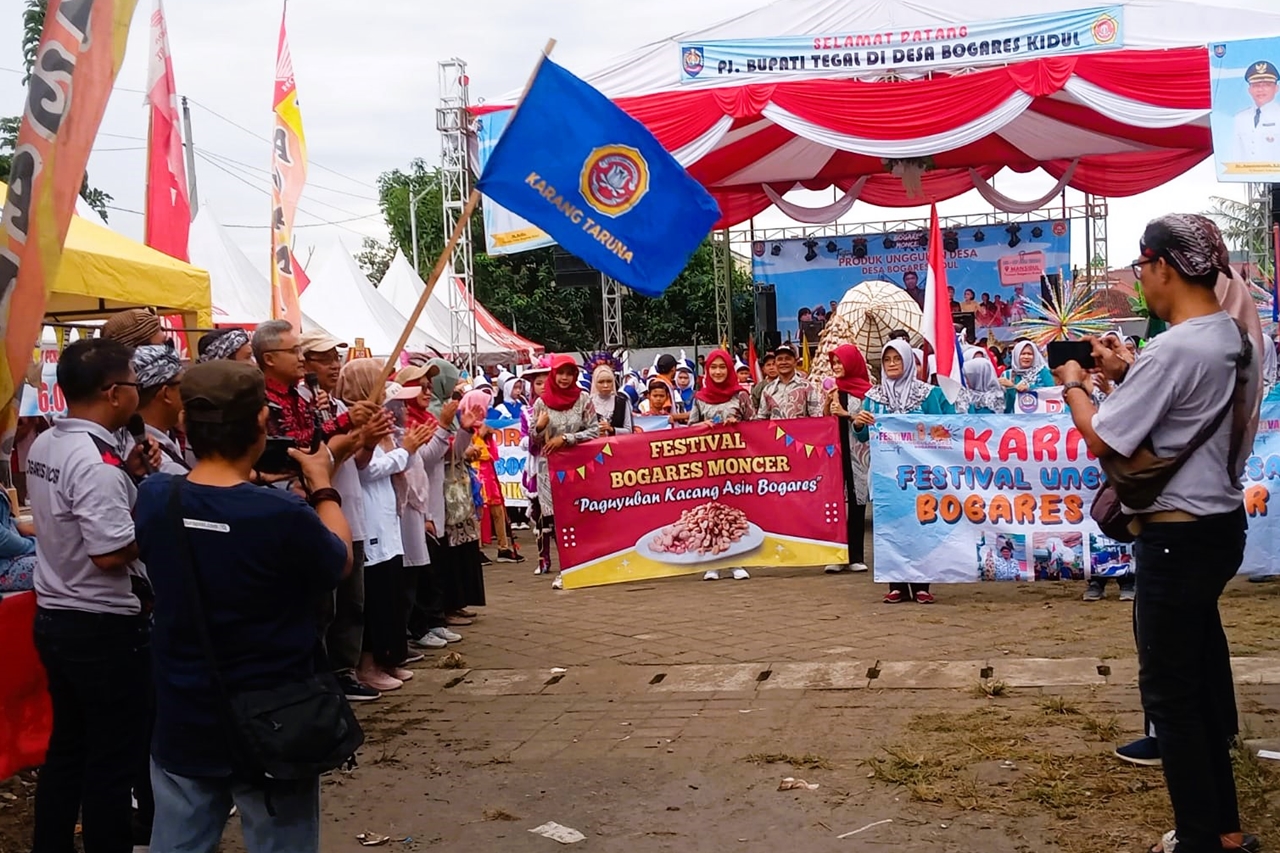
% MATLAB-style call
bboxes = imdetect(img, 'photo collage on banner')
[869,410,1280,584]
[750,222,1071,344]
[1209,35,1280,183]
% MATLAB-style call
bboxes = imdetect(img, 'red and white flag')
[144,0,190,261]
[922,204,962,402]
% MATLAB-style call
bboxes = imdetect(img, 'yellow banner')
[269,3,307,328]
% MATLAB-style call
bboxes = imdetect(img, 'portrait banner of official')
[1209,37,1280,182]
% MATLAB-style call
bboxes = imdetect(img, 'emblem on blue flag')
[683,46,705,77]
[581,145,649,217]
[1213,43,1226,58]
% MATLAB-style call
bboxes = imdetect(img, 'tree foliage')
[1204,194,1272,281]
[354,237,395,284]
[0,0,112,222]
[372,160,753,353]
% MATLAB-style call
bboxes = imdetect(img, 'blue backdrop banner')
[751,222,1071,342]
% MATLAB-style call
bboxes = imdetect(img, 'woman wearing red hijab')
[822,344,872,575]
[687,349,756,582]
[688,349,755,427]
[530,355,600,589]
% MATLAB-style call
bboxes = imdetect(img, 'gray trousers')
[321,541,365,674]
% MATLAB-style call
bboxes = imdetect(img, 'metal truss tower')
[602,278,626,348]
[712,229,733,346]
[1082,193,1109,287]
[437,58,477,373]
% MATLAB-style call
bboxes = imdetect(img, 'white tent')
[187,206,330,334]
[300,242,450,357]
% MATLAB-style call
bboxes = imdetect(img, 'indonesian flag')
[144,0,190,261]
[747,336,761,383]
[922,204,963,402]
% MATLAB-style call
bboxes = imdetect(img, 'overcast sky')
[0,0,1249,272]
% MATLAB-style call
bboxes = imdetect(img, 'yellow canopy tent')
[0,182,212,329]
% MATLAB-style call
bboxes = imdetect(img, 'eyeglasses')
[103,381,142,391]
[262,346,303,357]
[1131,258,1154,278]
[303,351,342,364]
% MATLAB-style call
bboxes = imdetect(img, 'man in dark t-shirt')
[136,361,351,853]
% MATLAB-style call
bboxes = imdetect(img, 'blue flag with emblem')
[476,58,721,298]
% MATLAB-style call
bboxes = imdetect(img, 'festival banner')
[678,7,1124,84]
[751,222,1070,343]
[269,3,308,328]
[18,345,65,419]
[548,419,848,589]
[0,0,141,443]
[871,410,1280,583]
[485,416,529,508]
[1208,37,1280,183]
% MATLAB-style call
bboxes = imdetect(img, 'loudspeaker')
[754,284,778,333]
[762,330,782,351]
[552,248,603,289]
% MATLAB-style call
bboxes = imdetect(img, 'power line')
[197,148,379,202]
[194,149,372,220]
[185,96,378,191]
[93,146,146,152]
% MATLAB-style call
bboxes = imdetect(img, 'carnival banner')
[269,3,308,327]
[871,409,1280,583]
[0,0,141,444]
[679,7,1123,84]
[751,222,1071,342]
[548,419,848,589]
[485,416,529,508]
[1208,37,1280,183]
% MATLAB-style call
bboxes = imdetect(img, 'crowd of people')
[4,214,1278,853]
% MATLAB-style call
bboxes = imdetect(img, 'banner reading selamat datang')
[871,411,1280,585]
[548,419,848,589]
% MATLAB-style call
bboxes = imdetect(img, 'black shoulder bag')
[165,477,363,782]
[1090,325,1251,542]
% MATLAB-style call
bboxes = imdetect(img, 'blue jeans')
[149,761,320,853]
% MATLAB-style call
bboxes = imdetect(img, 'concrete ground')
[5,531,1280,853]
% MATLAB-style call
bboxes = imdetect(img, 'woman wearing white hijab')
[999,340,1053,392]
[589,365,634,436]
[853,339,953,604]
[958,358,1008,414]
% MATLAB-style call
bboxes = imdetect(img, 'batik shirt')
[757,375,822,419]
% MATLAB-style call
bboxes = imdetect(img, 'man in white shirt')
[1231,59,1280,165]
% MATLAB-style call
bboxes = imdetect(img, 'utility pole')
[408,185,424,276]
[181,96,199,219]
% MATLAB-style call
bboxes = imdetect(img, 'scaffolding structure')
[1083,194,1109,287]
[601,278,626,348]
[437,58,477,374]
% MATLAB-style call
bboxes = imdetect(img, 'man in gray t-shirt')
[26,339,160,852]
[1053,214,1260,853]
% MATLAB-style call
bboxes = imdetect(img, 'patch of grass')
[483,808,521,822]
[744,752,833,770]
[861,744,946,793]
[1078,714,1121,742]
[972,678,1009,699]
[1037,696,1081,716]
[369,745,401,766]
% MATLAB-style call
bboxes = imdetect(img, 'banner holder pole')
[372,38,557,398]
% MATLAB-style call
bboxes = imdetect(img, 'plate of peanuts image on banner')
[635,502,766,565]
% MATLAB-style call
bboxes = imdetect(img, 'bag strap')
[165,477,234,703]
[1167,324,1251,471]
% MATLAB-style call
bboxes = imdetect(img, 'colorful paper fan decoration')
[1012,283,1114,345]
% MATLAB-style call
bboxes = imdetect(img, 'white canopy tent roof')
[378,250,542,364]
[187,206,329,334]
[299,242,450,357]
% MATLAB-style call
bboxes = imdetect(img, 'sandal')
[1149,831,1262,853]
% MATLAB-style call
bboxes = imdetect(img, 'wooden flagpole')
[372,38,557,397]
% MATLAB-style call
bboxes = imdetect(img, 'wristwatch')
[1062,382,1088,397]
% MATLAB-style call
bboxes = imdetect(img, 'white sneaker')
[412,632,448,649]
[703,570,720,581]
[850,562,869,573]
[429,627,463,643]
[824,564,846,574]
[732,568,750,580]
[551,575,564,590]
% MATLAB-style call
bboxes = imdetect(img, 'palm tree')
[1204,195,1271,282]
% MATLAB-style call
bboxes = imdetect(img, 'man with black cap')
[1232,59,1280,164]
[134,360,352,852]
[757,344,821,419]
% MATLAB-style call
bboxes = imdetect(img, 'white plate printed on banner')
[634,522,765,565]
